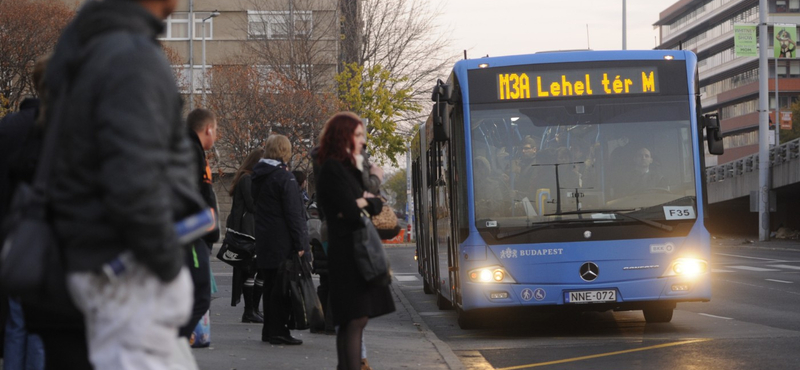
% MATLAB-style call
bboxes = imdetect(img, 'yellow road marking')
[495,338,712,370]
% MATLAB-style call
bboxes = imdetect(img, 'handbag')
[372,203,401,240]
[353,216,392,286]
[216,228,256,268]
[0,84,70,301]
[282,255,325,331]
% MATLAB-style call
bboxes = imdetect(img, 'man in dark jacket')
[180,108,219,340]
[252,134,307,345]
[0,97,46,369]
[45,0,205,368]
[0,55,93,370]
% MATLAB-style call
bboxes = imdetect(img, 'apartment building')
[655,0,800,165]
[161,0,340,105]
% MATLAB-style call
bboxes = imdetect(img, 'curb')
[389,283,465,370]
[715,243,800,253]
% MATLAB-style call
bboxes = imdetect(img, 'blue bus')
[410,50,724,329]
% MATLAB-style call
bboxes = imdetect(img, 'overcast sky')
[428,0,680,58]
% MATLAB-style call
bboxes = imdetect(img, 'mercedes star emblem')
[579,262,599,282]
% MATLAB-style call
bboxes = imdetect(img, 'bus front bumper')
[459,274,711,312]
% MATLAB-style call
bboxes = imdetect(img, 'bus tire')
[457,307,479,329]
[423,278,434,294]
[436,292,453,310]
[643,307,674,323]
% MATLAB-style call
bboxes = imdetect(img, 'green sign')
[734,25,757,57]
[775,25,797,58]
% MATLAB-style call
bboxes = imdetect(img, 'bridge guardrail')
[705,137,800,183]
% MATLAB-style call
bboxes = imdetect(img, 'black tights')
[336,316,368,370]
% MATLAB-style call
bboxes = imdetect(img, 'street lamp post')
[202,10,220,107]
[622,0,627,50]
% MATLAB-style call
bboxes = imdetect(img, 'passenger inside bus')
[611,146,667,198]
[473,155,512,219]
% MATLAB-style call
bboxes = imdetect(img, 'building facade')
[161,0,341,107]
[655,0,800,165]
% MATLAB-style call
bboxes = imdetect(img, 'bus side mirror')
[704,114,724,155]
[431,79,450,102]
[431,79,450,142]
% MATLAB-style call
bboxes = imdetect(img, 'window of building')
[723,131,758,150]
[160,12,216,40]
[769,96,796,110]
[721,99,758,119]
[172,65,211,93]
[163,13,189,40]
[777,61,788,77]
[663,0,737,39]
[701,69,759,99]
[248,11,313,40]
[771,0,800,12]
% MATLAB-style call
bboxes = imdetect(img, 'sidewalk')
[711,233,800,252]
[192,244,463,370]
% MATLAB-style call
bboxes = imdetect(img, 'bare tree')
[205,63,337,174]
[0,0,74,115]
[360,0,455,107]
[239,0,339,93]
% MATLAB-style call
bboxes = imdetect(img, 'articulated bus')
[410,50,724,329]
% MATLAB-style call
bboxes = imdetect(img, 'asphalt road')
[387,243,800,370]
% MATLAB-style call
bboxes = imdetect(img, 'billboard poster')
[734,25,757,57]
[775,25,797,58]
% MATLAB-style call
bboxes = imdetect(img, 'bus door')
[434,141,454,306]
[426,147,439,294]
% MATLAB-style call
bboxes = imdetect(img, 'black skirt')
[327,229,395,325]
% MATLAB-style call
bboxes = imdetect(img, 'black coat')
[0,98,40,222]
[226,173,255,236]
[189,130,220,246]
[251,159,308,270]
[317,158,395,325]
[45,0,205,282]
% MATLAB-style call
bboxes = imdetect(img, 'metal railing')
[705,137,800,183]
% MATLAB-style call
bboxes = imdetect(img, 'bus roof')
[454,50,694,71]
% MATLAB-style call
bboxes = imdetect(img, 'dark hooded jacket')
[0,98,40,222]
[251,158,308,270]
[45,0,204,282]
[189,130,220,246]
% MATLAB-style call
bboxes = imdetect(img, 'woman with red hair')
[315,112,395,370]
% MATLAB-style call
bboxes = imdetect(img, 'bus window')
[470,99,695,228]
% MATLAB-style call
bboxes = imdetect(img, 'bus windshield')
[469,98,696,230]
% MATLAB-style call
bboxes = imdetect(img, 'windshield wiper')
[546,209,673,232]
[493,219,588,240]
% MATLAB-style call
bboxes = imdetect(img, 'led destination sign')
[497,67,659,101]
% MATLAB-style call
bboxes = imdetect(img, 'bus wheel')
[436,292,453,310]
[643,307,674,323]
[457,307,479,330]
[423,278,433,294]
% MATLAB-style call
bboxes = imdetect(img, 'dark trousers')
[317,274,335,332]
[39,328,94,370]
[179,240,211,338]
[259,268,290,339]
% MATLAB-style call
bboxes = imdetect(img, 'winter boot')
[252,277,264,320]
[241,284,263,323]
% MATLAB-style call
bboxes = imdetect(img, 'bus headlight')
[663,258,707,278]
[468,266,516,283]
